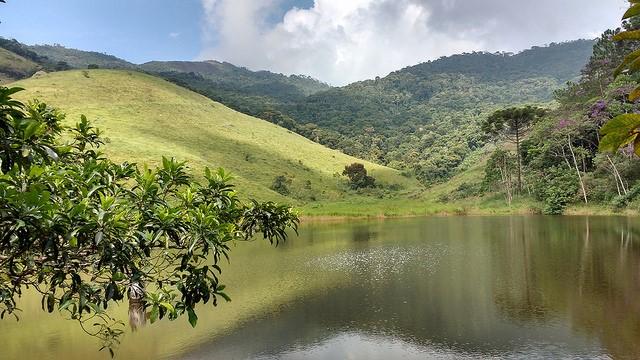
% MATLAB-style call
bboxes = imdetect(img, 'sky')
[0,0,631,85]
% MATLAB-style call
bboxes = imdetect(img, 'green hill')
[12,70,417,204]
[27,44,136,69]
[0,47,41,82]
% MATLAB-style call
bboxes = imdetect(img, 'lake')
[1,216,639,359]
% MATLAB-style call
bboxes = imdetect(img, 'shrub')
[342,163,376,190]
[533,167,579,215]
[271,175,292,195]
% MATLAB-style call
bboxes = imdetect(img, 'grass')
[13,69,419,204]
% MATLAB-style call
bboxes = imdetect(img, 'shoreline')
[298,205,640,223]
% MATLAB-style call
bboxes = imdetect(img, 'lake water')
[1,216,640,359]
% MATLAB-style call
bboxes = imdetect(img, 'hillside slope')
[27,44,136,69]
[12,70,416,203]
[0,47,40,82]
[140,60,330,119]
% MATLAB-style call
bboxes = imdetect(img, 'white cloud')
[169,32,181,39]
[199,0,629,85]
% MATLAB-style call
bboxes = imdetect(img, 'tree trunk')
[568,135,588,204]
[516,128,522,194]
[607,155,627,195]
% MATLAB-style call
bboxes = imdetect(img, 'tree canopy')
[0,87,299,355]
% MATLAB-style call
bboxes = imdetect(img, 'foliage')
[342,163,376,190]
[0,87,299,355]
[533,167,579,215]
[482,106,546,191]
[270,175,291,195]
[483,149,517,204]
[599,2,640,155]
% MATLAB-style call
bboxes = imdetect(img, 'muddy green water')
[1,216,640,359]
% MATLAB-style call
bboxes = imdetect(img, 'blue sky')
[0,0,630,84]
[1,0,205,62]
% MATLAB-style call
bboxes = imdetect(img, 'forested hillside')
[140,60,330,117]
[283,40,595,183]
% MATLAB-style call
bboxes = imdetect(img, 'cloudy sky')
[0,0,630,85]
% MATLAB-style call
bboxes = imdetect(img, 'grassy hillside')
[27,44,135,69]
[0,47,41,82]
[12,69,417,204]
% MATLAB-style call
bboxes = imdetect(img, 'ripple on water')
[306,245,448,280]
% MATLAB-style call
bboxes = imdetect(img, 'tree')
[482,106,546,192]
[271,175,291,195]
[342,163,376,189]
[0,87,299,356]
[484,149,516,205]
[88,64,100,69]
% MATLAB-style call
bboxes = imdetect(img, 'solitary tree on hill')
[342,163,376,189]
[481,106,546,193]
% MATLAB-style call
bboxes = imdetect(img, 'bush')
[533,167,579,215]
[271,175,292,195]
[612,182,640,210]
[342,163,376,189]
[88,64,100,69]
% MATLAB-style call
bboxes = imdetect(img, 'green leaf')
[149,305,159,324]
[613,30,640,41]
[630,86,640,102]
[599,114,640,152]
[615,48,640,76]
[59,299,74,312]
[187,307,198,328]
[160,302,175,314]
[623,3,640,19]
[217,291,231,302]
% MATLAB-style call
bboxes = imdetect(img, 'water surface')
[2,216,639,359]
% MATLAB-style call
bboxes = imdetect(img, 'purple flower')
[557,119,573,130]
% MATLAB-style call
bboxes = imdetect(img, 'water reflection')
[181,216,640,360]
[2,216,640,359]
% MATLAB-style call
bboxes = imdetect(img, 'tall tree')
[0,87,299,356]
[482,106,546,192]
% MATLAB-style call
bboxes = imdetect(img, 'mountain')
[280,40,596,183]
[140,60,330,118]
[12,69,416,203]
